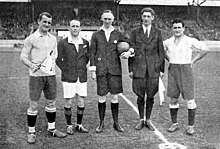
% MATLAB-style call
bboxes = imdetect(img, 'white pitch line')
[119,93,170,144]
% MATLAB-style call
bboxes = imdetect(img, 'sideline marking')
[119,93,187,149]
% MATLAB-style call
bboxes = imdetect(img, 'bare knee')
[46,100,56,109]
[77,96,85,107]
[111,94,119,103]
[98,96,106,103]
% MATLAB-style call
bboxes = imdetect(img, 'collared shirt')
[142,24,151,37]
[67,34,83,52]
[163,35,208,64]
[100,25,115,42]
[21,29,57,76]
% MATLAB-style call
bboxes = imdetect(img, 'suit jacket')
[128,26,165,78]
[90,29,128,76]
[56,37,90,83]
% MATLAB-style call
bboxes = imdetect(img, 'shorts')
[29,76,57,101]
[62,78,87,98]
[96,73,123,96]
[167,64,194,100]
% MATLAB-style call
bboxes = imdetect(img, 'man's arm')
[191,40,209,65]
[20,37,39,71]
[56,40,66,71]
[157,31,165,73]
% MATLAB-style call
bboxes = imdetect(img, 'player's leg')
[167,64,181,132]
[132,77,146,130]
[62,82,75,135]
[44,76,66,138]
[145,77,159,131]
[96,75,108,133]
[75,80,89,133]
[27,76,44,144]
[168,98,179,132]
[109,74,124,132]
[182,64,196,135]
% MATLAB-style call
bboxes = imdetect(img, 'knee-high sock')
[45,107,56,130]
[98,102,106,122]
[111,102,119,123]
[170,108,178,124]
[137,97,145,119]
[77,106,85,125]
[188,109,196,126]
[146,98,154,120]
[27,109,38,133]
[64,107,72,125]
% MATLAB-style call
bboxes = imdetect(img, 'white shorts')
[62,79,87,98]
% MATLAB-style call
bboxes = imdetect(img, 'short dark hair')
[102,9,114,17]
[171,18,185,27]
[141,7,155,16]
[38,12,52,21]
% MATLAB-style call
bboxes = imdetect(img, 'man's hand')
[91,71,96,80]
[160,72,164,78]
[30,63,41,72]
[129,71,133,79]
[120,51,131,59]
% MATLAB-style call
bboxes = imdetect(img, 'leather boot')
[111,102,124,132]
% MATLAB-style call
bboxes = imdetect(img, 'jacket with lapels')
[90,28,128,76]
[56,37,90,83]
[128,26,165,78]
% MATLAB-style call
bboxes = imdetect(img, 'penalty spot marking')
[118,93,187,149]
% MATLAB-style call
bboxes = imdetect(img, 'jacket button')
[98,58,101,61]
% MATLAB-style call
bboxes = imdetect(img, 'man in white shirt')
[163,18,208,135]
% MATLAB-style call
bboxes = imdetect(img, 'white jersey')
[163,35,208,64]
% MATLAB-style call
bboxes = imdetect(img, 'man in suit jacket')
[90,10,130,133]
[56,19,90,135]
[128,7,165,131]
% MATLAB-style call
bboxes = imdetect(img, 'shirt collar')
[67,34,83,45]
[100,25,115,33]
[35,29,51,38]
[142,24,151,32]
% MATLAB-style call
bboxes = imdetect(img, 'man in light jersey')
[163,18,208,135]
[20,12,67,144]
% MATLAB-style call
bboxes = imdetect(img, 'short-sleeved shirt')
[21,29,57,76]
[163,35,208,64]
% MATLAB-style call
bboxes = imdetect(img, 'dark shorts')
[167,64,194,100]
[96,73,123,96]
[29,76,57,101]
[132,75,159,99]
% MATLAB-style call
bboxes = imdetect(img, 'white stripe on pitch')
[118,93,169,144]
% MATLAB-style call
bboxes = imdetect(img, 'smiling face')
[38,15,52,33]
[101,12,114,28]
[141,11,154,27]
[69,20,81,37]
[172,23,185,37]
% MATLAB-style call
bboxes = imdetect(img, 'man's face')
[141,12,154,26]
[101,12,114,28]
[172,23,185,37]
[69,20,81,37]
[38,15,52,33]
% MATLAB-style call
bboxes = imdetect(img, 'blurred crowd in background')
[0,1,220,41]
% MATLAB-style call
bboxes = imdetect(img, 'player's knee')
[170,98,179,105]
[98,96,106,103]
[111,94,119,103]
[77,96,85,107]
[46,100,56,109]
[65,98,72,108]
[187,99,197,109]
[29,100,39,111]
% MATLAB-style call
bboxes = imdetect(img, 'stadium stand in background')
[0,0,219,41]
